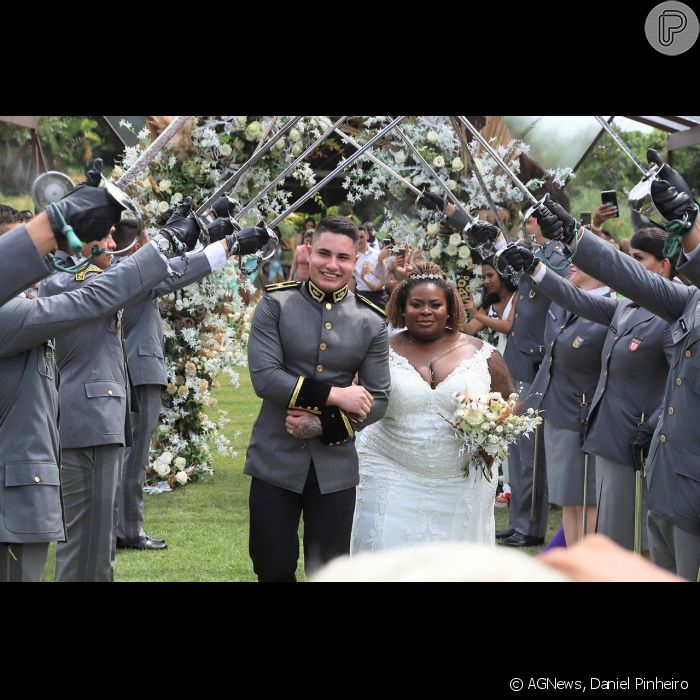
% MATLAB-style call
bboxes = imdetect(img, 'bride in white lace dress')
[351,263,515,554]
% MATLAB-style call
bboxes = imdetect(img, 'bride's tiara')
[409,273,445,281]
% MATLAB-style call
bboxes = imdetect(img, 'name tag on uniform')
[572,336,584,349]
[629,336,642,352]
[548,309,557,320]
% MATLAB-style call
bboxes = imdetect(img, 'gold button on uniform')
[316,364,324,372]
[668,407,674,415]
[319,343,327,350]
[107,390,113,395]
[659,434,666,443]
[34,475,41,483]
[325,303,332,310]
[685,350,692,358]
[324,322,332,330]
[676,378,683,386]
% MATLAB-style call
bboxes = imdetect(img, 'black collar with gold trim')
[307,280,349,304]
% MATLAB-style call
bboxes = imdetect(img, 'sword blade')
[268,116,407,229]
[315,116,421,195]
[116,116,193,189]
[455,115,539,207]
[448,116,506,231]
[594,116,648,176]
[197,116,303,214]
[393,123,470,219]
[236,116,349,221]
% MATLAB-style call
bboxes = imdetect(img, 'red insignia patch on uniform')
[629,338,641,352]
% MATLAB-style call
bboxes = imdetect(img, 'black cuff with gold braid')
[319,407,354,446]
[288,377,332,415]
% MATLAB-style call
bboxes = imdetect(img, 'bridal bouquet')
[445,391,542,479]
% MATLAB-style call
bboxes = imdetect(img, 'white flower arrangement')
[118,116,312,488]
[445,391,542,479]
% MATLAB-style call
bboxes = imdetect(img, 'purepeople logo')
[645,1,699,55]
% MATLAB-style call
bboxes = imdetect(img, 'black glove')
[416,190,445,212]
[46,159,125,243]
[629,420,654,472]
[647,148,696,226]
[497,244,538,275]
[532,195,578,244]
[466,220,500,247]
[84,157,104,187]
[229,222,271,256]
[157,197,200,254]
[210,195,239,219]
[207,215,240,243]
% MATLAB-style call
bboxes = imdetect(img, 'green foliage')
[36,116,103,170]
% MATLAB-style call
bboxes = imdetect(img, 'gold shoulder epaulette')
[266,281,302,293]
[75,265,103,281]
[356,294,386,317]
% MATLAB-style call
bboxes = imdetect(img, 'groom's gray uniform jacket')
[244,279,390,494]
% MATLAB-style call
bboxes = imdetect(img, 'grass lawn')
[41,369,562,581]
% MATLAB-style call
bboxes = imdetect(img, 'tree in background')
[569,125,700,239]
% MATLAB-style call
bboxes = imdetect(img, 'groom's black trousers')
[249,463,356,582]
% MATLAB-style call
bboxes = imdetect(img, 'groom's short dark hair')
[313,216,358,245]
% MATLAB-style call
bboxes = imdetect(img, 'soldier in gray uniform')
[499,217,571,547]
[534,150,700,578]
[500,227,675,551]
[498,248,612,544]
[0,196,200,581]
[38,199,207,582]
[114,205,241,551]
[245,216,391,581]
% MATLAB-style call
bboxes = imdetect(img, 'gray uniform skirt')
[543,423,596,506]
[595,456,648,551]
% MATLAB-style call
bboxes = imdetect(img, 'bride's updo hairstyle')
[385,261,466,331]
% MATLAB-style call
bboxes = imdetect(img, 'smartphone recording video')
[601,191,619,218]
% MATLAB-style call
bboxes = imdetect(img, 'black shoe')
[499,532,545,548]
[142,533,166,545]
[496,528,515,540]
[116,535,167,551]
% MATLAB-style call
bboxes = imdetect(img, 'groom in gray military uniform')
[245,215,391,581]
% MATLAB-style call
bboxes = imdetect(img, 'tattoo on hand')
[297,415,322,439]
